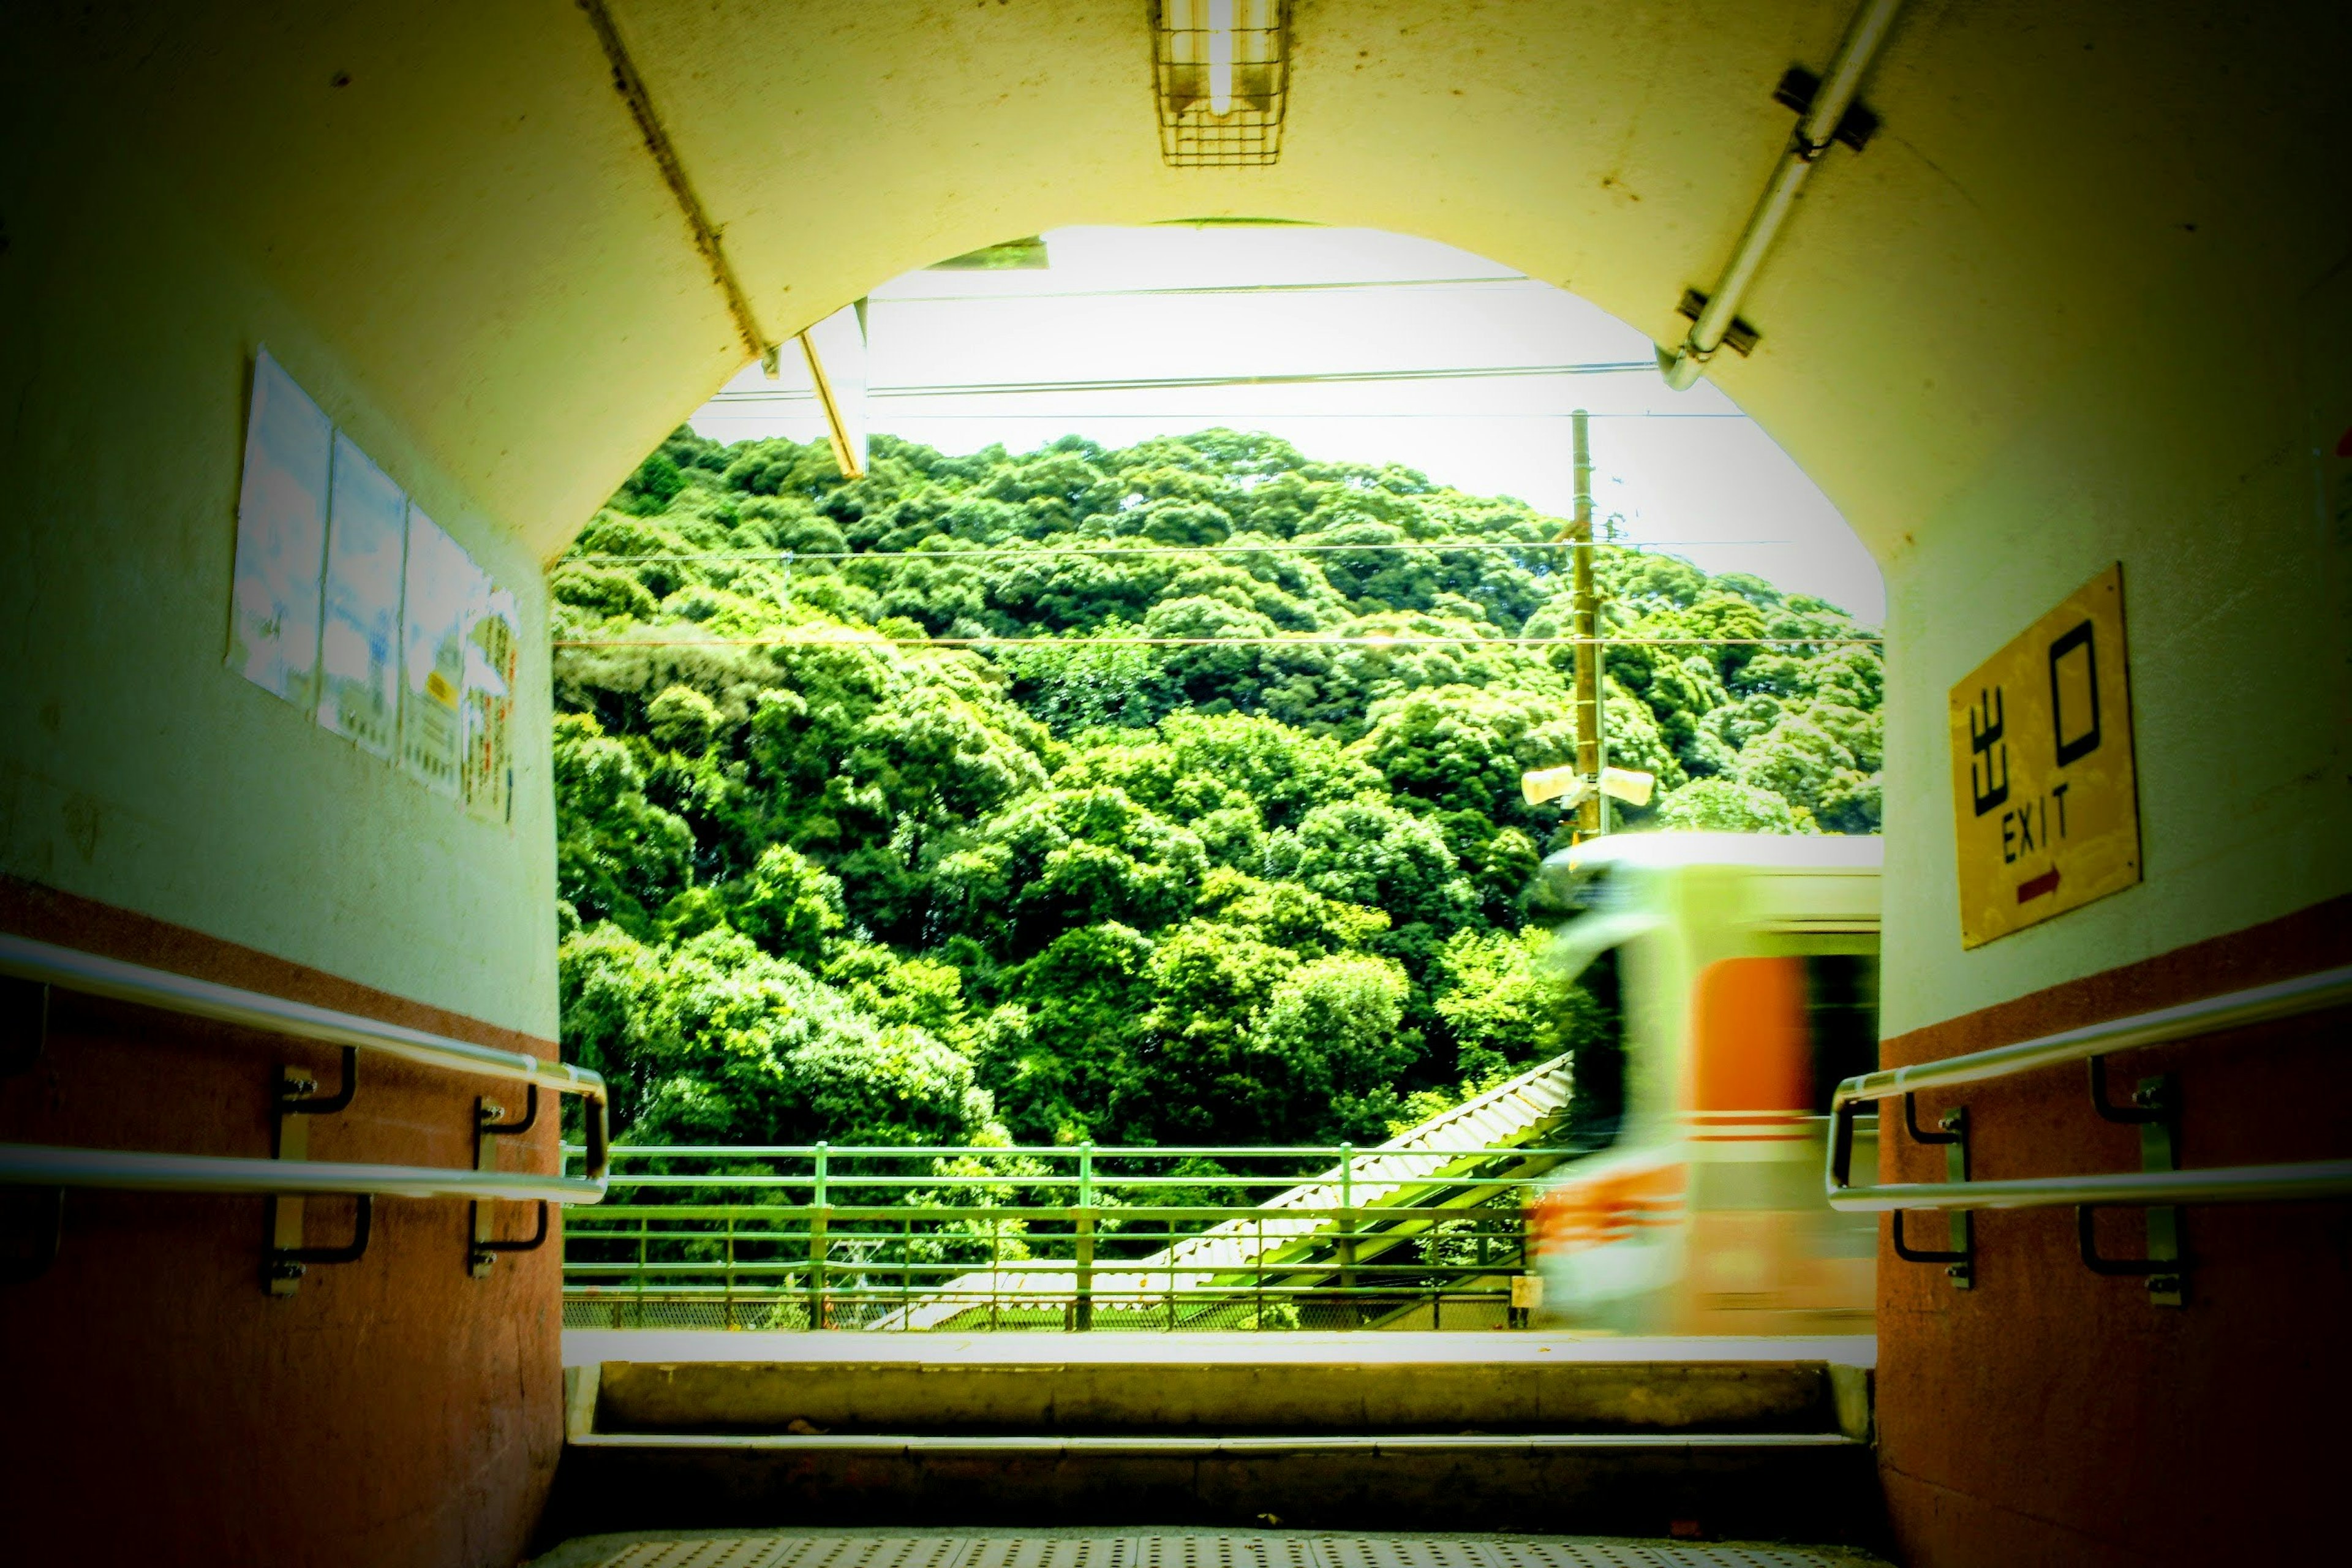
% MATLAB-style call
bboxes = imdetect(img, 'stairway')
[865,1055,1583,1333]
[544,1335,1880,1547]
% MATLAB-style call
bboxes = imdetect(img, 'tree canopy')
[553,426,1882,1150]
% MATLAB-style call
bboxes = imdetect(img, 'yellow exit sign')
[1948,564,2142,948]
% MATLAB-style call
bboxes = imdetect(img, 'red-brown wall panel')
[0,878,564,1567]
[1877,895,2352,1566]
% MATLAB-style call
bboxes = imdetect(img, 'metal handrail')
[579,1174,1549,1191]
[576,1144,1593,1160]
[0,931,609,1186]
[1827,963,2352,1210]
[0,1142,600,1204]
[1826,1161,2352,1213]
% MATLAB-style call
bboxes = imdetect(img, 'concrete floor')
[530,1529,1893,1568]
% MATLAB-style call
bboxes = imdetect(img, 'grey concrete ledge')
[568,1431,1865,1455]
[563,1330,1878,1368]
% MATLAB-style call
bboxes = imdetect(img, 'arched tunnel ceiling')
[28,1,2344,564]
[3,0,2348,1044]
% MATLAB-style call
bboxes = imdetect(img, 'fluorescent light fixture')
[1208,0,1235,114]
[1152,1,1292,167]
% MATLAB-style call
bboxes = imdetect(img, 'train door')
[1675,952,1879,1334]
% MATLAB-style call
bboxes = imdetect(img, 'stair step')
[548,1341,1882,1544]
[549,1430,1879,1543]
[584,1357,1869,1439]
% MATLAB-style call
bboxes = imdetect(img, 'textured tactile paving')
[573,1536,1875,1568]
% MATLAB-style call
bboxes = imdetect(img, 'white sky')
[688,226,1885,625]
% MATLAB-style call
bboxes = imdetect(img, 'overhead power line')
[570,539,1791,566]
[735,411,1751,421]
[877,275,1540,303]
[550,635,1872,653]
[707,361,1660,404]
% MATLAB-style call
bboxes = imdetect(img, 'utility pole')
[1569,409,1602,840]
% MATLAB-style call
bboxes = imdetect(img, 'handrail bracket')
[2078,1065,2184,1306]
[472,1090,547,1276]
[268,1053,359,1297]
[1895,1096,1972,1287]
[268,1193,372,1285]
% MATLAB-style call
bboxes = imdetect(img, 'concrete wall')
[1,13,576,1564]
[0,26,559,1036]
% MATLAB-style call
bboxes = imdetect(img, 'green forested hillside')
[553,427,1882,1151]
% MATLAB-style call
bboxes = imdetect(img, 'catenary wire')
[713,410,1752,420]
[553,634,1878,650]
[707,361,1660,403]
[568,540,1787,565]
[876,275,1541,303]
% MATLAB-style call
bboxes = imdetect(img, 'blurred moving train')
[1527,832,1882,1335]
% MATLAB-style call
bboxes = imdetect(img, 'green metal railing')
[559,1141,1588,1332]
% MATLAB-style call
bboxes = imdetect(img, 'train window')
[1686,951,1880,1114]
[1566,947,1626,1149]
[1803,953,1879,1114]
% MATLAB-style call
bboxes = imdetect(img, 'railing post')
[809,1142,829,1330]
[1338,1142,1357,1329]
[1074,1140,1095,1332]
[723,1213,736,1331]
[635,1215,647,1330]
[1254,1213,1267,1330]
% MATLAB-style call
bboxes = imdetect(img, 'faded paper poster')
[227,349,333,706]
[398,508,478,797]
[316,433,409,757]
[461,582,519,824]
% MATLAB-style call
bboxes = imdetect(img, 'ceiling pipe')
[1659,0,1905,391]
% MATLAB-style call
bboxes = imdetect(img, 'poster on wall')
[315,432,408,758]
[398,507,476,797]
[227,349,334,707]
[1947,562,2141,948]
[461,582,519,824]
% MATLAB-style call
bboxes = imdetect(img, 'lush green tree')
[728,844,846,968]
[552,713,693,937]
[548,424,1883,1149]
[560,924,1003,1147]
[1653,776,1815,834]
[1268,797,1477,932]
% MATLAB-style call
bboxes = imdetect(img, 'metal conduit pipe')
[1659,0,1905,391]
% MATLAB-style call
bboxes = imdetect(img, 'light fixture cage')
[1152,0,1292,168]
